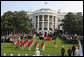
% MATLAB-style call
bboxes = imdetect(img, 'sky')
[1,1,83,16]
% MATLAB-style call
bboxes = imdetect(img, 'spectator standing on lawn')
[72,45,76,56]
[75,47,79,56]
[61,46,65,56]
[68,47,72,56]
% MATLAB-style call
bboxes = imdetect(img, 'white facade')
[27,8,67,35]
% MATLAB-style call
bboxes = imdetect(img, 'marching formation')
[11,34,46,52]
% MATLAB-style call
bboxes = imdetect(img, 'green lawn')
[1,37,77,56]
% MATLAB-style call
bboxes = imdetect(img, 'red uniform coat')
[54,41,56,45]
[20,40,23,43]
[23,39,28,45]
[35,40,39,47]
[28,40,33,47]
[20,43,23,46]
[13,41,15,45]
[42,42,44,47]
[18,41,20,45]
[35,42,37,47]
[28,42,31,47]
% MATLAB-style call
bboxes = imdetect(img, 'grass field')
[1,37,78,56]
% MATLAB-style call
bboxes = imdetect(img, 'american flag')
[45,2,48,4]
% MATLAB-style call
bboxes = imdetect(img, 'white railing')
[34,11,57,14]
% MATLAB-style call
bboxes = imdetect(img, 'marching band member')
[42,40,45,51]
[54,40,57,47]
[35,48,40,56]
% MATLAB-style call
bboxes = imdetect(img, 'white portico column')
[55,16,57,29]
[42,15,44,33]
[52,15,54,31]
[48,15,49,31]
[37,15,39,33]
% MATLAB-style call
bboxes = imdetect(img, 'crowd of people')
[59,33,83,44]
[1,33,33,43]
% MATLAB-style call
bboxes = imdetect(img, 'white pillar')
[55,16,57,29]
[38,15,39,33]
[34,16,36,30]
[52,15,54,31]
[42,15,44,34]
[48,15,49,31]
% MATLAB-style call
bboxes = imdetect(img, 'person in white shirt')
[75,47,79,56]
[35,48,40,56]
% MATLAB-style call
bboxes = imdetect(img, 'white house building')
[27,8,67,35]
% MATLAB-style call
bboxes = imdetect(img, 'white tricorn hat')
[62,46,64,48]
[36,48,39,50]
[3,53,6,56]
[18,54,20,56]
[10,54,13,56]
[25,54,28,56]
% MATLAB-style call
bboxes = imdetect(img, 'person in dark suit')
[72,45,76,56]
[68,47,72,56]
[61,46,65,56]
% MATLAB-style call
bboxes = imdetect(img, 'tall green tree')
[1,11,15,35]
[12,11,32,32]
[75,12,83,35]
[1,10,34,35]
[61,12,83,35]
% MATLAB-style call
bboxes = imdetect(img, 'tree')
[1,10,34,35]
[13,11,32,32]
[75,12,83,35]
[1,11,15,35]
[61,12,83,35]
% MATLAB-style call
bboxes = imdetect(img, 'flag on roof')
[45,2,48,4]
